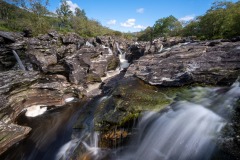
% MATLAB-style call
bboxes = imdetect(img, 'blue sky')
[48,0,237,32]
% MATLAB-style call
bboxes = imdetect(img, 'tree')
[153,15,182,38]
[75,8,86,18]
[0,0,16,20]
[31,1,48,17]
[137,27,153,41]
[56,0,73,28]
[181,20,200,37]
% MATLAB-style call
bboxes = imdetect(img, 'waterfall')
[86,41,94,47]
[101,45,113,55]
[158,44,163,53]
[116,42,123,55]
[119,103,225,160]
[108,47,113,55]
[116,42,129,70]
[82,132,100,155]
[12,50,26,71]
[117,80,240,160]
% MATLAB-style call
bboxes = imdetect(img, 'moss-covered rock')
[86,73,102,84]
[93,78,189,130]
[107,56,120,71]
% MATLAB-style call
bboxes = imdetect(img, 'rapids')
[1,80,240,160]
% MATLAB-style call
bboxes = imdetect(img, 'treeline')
[138,0,240,41]
[0,0,131,38]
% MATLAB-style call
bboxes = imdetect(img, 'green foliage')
[0,0,119,37]
[31,1,49,17]
[137,16,182,41]
[181,20,200,37]
[153,15,182,38]
[56,0,73,29]
[137,27,153,41]
[75,8,86,19]
[137,0,240,41]
[181,0,240,39]
[112,31,122,37]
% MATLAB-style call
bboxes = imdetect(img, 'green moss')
[107,56,119,71]
[119,112,139,126]
[86,73,102,83]
[93,78,191,130]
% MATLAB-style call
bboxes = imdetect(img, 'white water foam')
[86,41,94,47]
[25,105,47,117]
[82,132,100,155]
[119,80,240,160]
[119,53,129,69]
[55,139,79,160]
[12,50,26,71]
[116,42,129,69]
[65,97,75,103]
[86,83,101,93]
[101,69,121,81]
[119,102,225,160]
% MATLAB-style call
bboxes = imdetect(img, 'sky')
[48,0,238,32]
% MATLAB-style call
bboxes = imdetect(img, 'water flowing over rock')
[0,31,145,153]
[12,50,26,71]
[116,80,240,160]
[1,30,240,159]
[0,71,82,153]
[119,104,225,160]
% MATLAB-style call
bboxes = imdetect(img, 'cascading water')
[55,96,109,160]
[118,103,225,160]
[116,42,129,70]
[1,75,240,160]
[82,132,100,155]
[12,50,26,71]
[115,81,240,160]
[86,41,94,47]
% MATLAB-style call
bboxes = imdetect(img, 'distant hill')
[0,0,135,39]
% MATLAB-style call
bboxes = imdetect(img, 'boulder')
[0,70,83,153]
[0,31,23,43]
[126,41,240,86]
[28,49,58,72]
[92,77,188,130]
[107,55,120,71]
[0,122,31,155]
[61,33,85,45]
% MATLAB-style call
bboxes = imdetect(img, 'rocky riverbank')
[0,30,240,156]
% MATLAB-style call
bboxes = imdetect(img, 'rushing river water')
[1,80,240,160]
[0,102,83,160]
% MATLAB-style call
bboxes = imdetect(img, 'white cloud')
[136,8,144,13]
[66,0,80,13]
[107,19,117,25]
[120,19,136,27]
[179,15,195,21]
[133,25,146,29]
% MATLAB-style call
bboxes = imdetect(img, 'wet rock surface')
[1,30,240,158]
[0,31,144,153]
[126,41,240,86]
[0,122,31,155]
